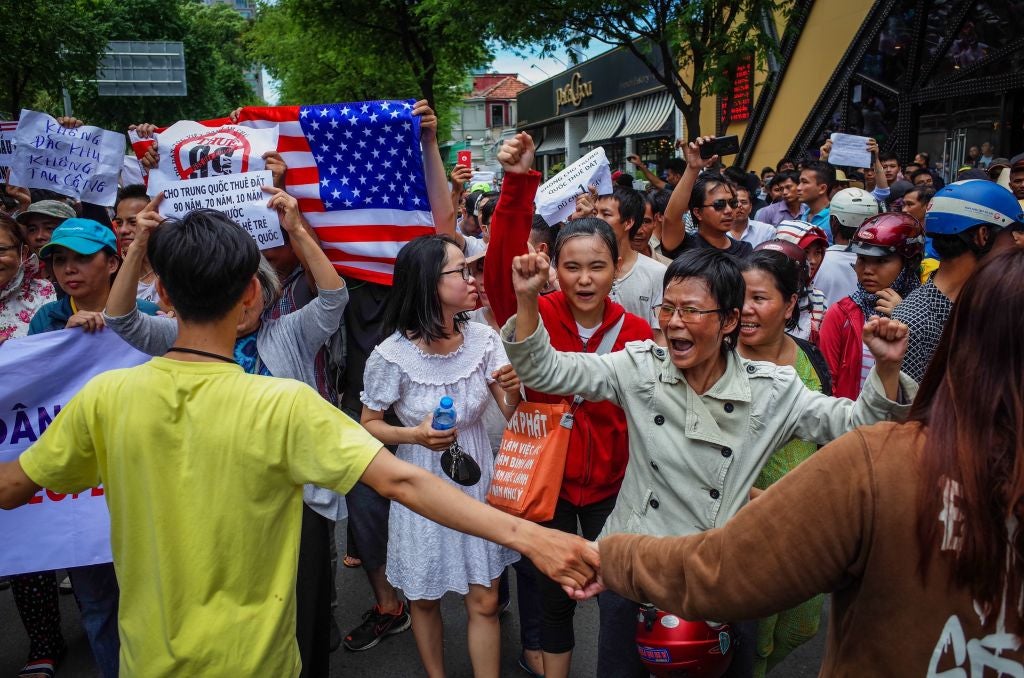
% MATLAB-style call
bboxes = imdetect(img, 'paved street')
[1,520,826,676]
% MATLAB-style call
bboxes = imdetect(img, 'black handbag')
[440,439,481,487]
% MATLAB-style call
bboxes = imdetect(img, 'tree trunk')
[682,103,701,140]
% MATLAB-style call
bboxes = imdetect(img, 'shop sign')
[555,73,594,113]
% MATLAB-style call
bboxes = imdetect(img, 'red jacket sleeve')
[486,171,542,327]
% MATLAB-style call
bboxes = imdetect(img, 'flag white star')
[325,131,334,141]
[383,124,392,133]
[344,130,354,139]
[320,143,329,151]
[347,163,356,173]
[325,200,333,209]
[383,160,393,169]
[328,165,338,175]
[340,106,350,116]
[352,188,361,197]
[388,182,396,192]
[381,102,391,110]
[329,118,339,128]
[353,151,362,160]
[363,128,373,137]
[398,195,405,204]
[372,149,381,158]
[365,162,374,172]
[334,152,343,161]
[331,188,341,199]
[388,147,399,157]
[320,108,329,117]
[340,176,349,185]
[348,117,359,126]
[300,109,309,118]
[310,120,320,130]
[381,195,389,204]
[402,102,411,109]
[400,158,408,168]
[320,178,330,187]
[390,110,400,119]
[413,196,421,204]
[376,173,385,182]
[370,185,380,193]
[360,104,370,113]
[357,140,367,149]
[402,121,411,131]
[315,154,324,162]
[369,113,379,123]
[344,199,352,207]
[377,136,387,145]
[358,175,367,185]
[339,143,348,151]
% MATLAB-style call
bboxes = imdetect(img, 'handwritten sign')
[148,120,278,195]
[0,121,16,182]
[158,170,284,250]
[534,147,612,226]
[7,110,125,206]
[828,133,873,169]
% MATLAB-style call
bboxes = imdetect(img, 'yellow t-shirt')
[19,357,382,677]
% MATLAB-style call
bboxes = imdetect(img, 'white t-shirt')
[462,235,487,258]
[576,321,600,343]
[611,253,666,330]
[136,278,160,305]
[815,246,858,306]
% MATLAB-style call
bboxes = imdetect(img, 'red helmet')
[635,605,736,678]
[849,212,925,260]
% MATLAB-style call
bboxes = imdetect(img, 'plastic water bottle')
[431,396,457,431]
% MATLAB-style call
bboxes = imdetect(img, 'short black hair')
[665,158,686,175]
[879,151,899,164]
[742,250,803,331]
[801,161,836,191]
[770,170,800,189]
[480,197,498,226]
[148,209,260,323]
[383,234,467,343]
[606,186,646,238]
[906,186,936,205]
[647,188,672,217]
[760,166,775,179]
[553,217,618,266]
[910,168,933,184]
[688,173,736,222]
[614,173,635,188]
[931,230,978,260]
[776,157,797,172]
[530,214,560,251]
[115,184,149,210]
[663,249,744,352]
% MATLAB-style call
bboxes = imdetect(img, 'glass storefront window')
[857,0,917,89]
[584,141,626,171]
[927,1,1024,85]
[636,136,674,173]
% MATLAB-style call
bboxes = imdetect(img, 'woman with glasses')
[660,137,755,259]
[0,214,55,344]
[504,246,917,677]
[359,234,523,678]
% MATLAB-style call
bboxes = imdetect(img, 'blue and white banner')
[0,329,150,575]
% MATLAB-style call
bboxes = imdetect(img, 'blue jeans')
[68,563,120,678]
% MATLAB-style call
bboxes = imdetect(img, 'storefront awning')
[619,92,675,137]
[580,104,625,144]
[535,126,566,154]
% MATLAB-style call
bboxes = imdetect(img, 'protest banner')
[828,133,873,168]
[147,120,279,195]
[534,147,612,226]
[158,170,284,250]
[7,110,125,206]
[0,330,150,576]
[0,120,16,182]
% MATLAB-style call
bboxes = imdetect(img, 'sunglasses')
[701,199,739,211]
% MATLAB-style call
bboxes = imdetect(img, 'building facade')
[447,74,529,170]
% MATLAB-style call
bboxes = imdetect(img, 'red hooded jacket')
[818,296,866,400]
[485,170,653,506]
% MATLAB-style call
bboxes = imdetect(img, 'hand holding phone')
[457,150,473,168]
[700,135,740,160]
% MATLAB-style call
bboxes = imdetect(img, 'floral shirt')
[0,268,56,342]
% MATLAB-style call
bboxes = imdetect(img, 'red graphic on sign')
[171,127,253,181]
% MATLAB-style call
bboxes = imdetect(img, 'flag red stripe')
[314,225,435,242]
[332,264,394,286]
[297,198,326,213]
[323,250,399,265]
[237,106,302,123]
[278,134,313,153]
[285,167,320,185]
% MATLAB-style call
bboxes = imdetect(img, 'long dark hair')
[912,248,1024,626]
[383,234,467,343]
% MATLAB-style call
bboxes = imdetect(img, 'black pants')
[537,495,616,654]
[296,504,332,678]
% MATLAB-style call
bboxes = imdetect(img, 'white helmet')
[830,188,881,230]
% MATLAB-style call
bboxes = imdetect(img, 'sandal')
[19,659,57,678]
[342,555,362,568]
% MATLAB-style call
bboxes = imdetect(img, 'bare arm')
[627,155,666,190]
[107,194,163,317]
[359,449,599,588]
[867,138,888,190]
[416,101,463,248]
[360,405,457,451]
[0,460,42,510]
[263,187,342,292]
[661,137,717,252]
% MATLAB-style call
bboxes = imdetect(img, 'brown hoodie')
[600,422,1024,676]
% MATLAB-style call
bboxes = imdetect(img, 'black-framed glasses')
[701,199,739,211]
[441,265,473,281]
[653,304,723,323]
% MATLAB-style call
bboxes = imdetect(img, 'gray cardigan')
[103,285,350,518]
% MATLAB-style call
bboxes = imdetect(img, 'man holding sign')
[0,207,600,677]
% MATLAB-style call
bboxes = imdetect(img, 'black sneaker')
[343,602,411,651]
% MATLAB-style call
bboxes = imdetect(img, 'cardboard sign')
[534,147,612,226]
[148,120,279,195]
[7,110,125,206]
[0,330,150,576]
[828,133,873,169]
[0,120,16,182]
[158,170,284,250]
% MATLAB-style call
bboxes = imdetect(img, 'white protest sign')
[120,154,145,187]
[828,133,872,169]
[0,330,150,576]
[7,110,125,206]
[158,170,284,250]
[148,120,279,195]
[0,120,16,182]
[534,147,613,226]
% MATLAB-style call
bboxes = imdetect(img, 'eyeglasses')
[701,199,739,211]
[441,265,473,281]
[653,304,723,323]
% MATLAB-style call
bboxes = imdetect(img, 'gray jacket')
[502,317,917,539]
[104,286,349,518]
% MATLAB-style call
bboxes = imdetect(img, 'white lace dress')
[360,322,520,599]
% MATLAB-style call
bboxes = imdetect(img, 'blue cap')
[925,180,1024,236]
[439,396,454,409]
[39,218,118,259]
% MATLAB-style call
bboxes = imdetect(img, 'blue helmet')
[924,180,1023,236]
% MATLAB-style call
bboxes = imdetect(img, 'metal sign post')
[96,41,187,97]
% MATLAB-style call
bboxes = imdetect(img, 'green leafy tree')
[494,0,796,138]
[0,0,108,118]
[249,0,489,140]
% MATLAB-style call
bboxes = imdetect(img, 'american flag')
[132,100,433,285]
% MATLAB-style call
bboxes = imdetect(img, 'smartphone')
[700,135,740,159]
[456,150,473,168]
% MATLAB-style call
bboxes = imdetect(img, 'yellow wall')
[743,0,875,170]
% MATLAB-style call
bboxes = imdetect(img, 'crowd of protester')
[0,103,1022,678]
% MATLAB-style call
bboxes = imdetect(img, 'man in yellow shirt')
[0,208,598,677]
